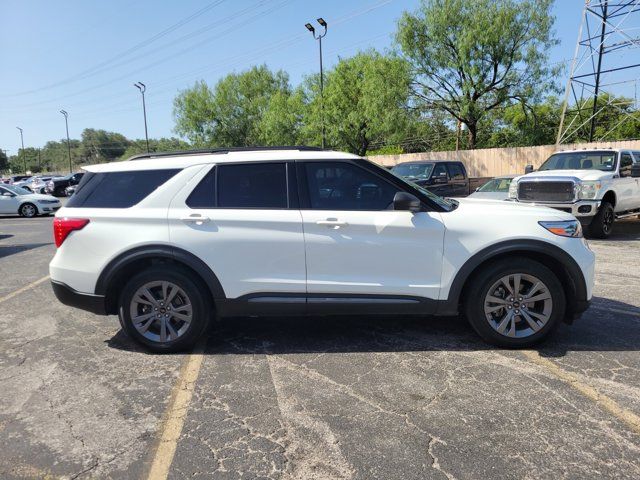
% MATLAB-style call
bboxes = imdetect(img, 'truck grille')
[518,182,575,202]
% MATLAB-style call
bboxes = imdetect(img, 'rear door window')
[217,163,288,209]
[67,169,180,208]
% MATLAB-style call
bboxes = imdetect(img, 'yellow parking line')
[145,341,206,480]
[0,275,50,304]
[522,350,640,434]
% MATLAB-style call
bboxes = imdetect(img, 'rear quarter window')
[67,169,180,208]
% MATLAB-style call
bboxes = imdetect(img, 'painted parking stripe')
[522,350,640,434]
[0,275,50,304]
[145,340,206,480]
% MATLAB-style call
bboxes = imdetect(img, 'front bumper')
[513,199,600,219]
[51,280,107,315]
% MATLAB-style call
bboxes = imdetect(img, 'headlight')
[539,220,582,238]
[508,180,518,199]
[577,181,601,200]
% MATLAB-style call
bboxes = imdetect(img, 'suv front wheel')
[118,266,210,352]
[464,258,565,347]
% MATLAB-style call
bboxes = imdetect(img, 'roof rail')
[127,146,325,161]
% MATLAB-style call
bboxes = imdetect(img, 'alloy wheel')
[129,281,193,344]
[21,204,36,217]
[483,273,553,338]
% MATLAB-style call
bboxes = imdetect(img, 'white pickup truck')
[509,148,640,238]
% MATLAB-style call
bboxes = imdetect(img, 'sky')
[0,0,587,155]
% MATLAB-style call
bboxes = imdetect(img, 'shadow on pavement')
[106,296,640,356]
[0,242,53,258]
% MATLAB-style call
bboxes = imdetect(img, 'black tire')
[587,201,614,239]
[464,258,566,348]
[19,202,38,218]
[118,266,211,353]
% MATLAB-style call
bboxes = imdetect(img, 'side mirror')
[524,165,534,174]
[631,164,640,178]
[393,192,421,212]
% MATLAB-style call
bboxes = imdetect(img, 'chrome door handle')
[180,215,210,224]
[316,219,348,228]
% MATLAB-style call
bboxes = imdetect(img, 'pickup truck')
[509,148,640,238]
[391,160,470,197]
[45,172,84,197]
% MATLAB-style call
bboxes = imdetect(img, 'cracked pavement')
[1,213,639,479]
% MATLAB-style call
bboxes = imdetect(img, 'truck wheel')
[588,201,614,239]
[464,258,565,348]
[118,266,211,353]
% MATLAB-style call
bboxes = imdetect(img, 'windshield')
[539,152,617,171]
[391,163,434,180]
[389,168,455,210]
[478,178,513,192]
[2,185,29,195]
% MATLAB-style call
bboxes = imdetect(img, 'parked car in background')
[65,185,77,196]
[46,172,84,197]
[50,147,593,352]
[8,175,32,184]
[11,177,34,191]
[469,175,516,200]
[510,149,640,238]
[0,184,61,217]
[23,176,58,194]
[391,160,470,197]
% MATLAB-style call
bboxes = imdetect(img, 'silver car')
[469,175,516,200]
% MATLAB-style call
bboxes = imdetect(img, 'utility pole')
[305,18,328,149]
[16,127,25,173]
[60,110,73,173]
[589,0,608,142]
[134,82,150,153]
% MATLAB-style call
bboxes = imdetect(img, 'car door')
[616,152,636,211]
[168,161,306,300]
[0,187,19,214]
[427,163,450,197]
[446,162,468,197]
[298,160,446,304]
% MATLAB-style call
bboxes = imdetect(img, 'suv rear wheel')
[464,258,565,347]
[118,266,210,352]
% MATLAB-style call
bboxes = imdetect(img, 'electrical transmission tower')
[557,0,640,145]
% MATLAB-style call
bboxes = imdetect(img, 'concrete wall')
[367,140,640,178]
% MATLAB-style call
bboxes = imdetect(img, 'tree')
[79,128,130,163]
[303,51,415,156]
[397,0,558,149]
[119,137,190,160]
[173,65,291,147]
[0,150,8,172]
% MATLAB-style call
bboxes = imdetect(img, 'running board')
[616,210,640,219]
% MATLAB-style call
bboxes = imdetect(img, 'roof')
[392,159,458,166]
[554,148,638,154]
[83,148,362,173]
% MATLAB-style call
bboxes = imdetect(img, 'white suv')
[50,147,595,352]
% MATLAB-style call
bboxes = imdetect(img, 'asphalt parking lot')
[1,212,640,480]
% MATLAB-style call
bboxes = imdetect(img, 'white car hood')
[514,169,613,182]
[451,197,573,220]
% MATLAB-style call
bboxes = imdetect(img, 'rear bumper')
[51,280,107,315]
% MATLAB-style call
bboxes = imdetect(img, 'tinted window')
[447,163,465,180]
[217,163,287,208]
[432,163,448,179]
[620,154,633,177]
[391,163,434,180]
[67,169,180,208]
[304,162,400,211]
[186,167,216,208]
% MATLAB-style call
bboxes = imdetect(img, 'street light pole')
[60,110,73,173]
[134,82,150,153]
[16,127,25,173]
[305,18,328,149]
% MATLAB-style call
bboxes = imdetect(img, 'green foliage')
[302,51,416,155]
[0,150,9,172]
[119,137,191,160]
[173,65,292,147]
[397,0,559,148]
[79,128,130,163]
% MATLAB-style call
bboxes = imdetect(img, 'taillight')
[53,218,90,247]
